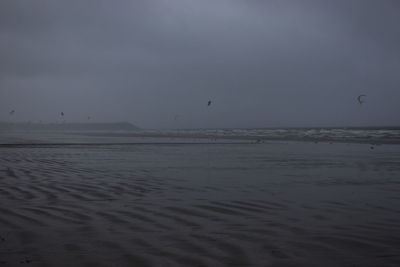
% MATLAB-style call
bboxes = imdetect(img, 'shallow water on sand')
[0,141,400,266]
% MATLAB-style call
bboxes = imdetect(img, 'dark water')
[150,127,400,144]
[1,126,400,145]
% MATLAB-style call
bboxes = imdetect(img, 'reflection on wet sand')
[0,141,400,266]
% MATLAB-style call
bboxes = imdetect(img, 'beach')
[1,135,400,266]
[2,0,400,265]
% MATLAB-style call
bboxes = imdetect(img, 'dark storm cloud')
[1,0,399,128]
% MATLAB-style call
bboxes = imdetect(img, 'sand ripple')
[1,144,400,266]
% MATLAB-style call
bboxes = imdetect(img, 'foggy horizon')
[1,120,400,131]
[1,2,400,266]
[1,0,399,129]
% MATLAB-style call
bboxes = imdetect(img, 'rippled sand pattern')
[1,143,400,266]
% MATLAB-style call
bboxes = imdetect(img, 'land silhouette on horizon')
[0,121,140,131]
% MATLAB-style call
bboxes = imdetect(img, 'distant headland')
[0,122,140,131]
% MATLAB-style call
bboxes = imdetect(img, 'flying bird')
[61,112,64,116]
[9,110,15,115]
[357,95,366,105]
[207,100,212,106]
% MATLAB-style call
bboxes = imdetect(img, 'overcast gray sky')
[1,0,399,128]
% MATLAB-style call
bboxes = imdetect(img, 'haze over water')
[1,1,400,267]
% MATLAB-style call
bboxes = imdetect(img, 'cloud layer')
[1,0,399,128]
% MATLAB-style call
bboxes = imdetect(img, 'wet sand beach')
[1,138,400,266]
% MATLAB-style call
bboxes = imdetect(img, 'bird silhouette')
[357,95,366,105]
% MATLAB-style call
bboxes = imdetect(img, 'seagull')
[357,95,366,105]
